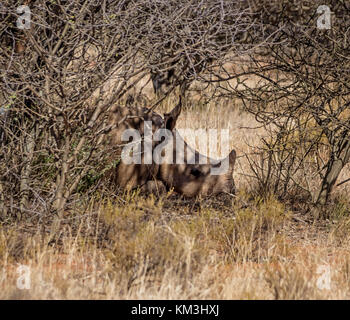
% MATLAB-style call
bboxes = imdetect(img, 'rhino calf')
[108,104,164,190]
[109,99,236,197]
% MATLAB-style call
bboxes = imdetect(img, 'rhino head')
[156,103,236,197]
[110,99,236,197]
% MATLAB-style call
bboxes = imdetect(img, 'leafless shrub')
[0,0,273,221]
[207,0,350,210]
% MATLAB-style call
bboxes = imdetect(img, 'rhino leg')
[140,180,167,195]
[115,162,159,190]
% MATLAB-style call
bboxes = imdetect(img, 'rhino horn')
[228,149,236,169]
[164,98,182,131]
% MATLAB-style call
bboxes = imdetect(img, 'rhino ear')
[229,149,236,169]
[164,98,182,131]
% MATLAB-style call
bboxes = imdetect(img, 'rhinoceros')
[108,99,236,197]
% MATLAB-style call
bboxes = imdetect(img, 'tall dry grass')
[2,190,350,299]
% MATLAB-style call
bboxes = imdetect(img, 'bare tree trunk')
[48,136,70,240]
[313,137,350,207]
[0,182,6,220]
[20,126,35,217]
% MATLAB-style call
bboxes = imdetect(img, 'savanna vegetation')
[1,0,350,299]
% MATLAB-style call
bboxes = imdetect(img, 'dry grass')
[2,97,350,299]
[2,191,350,299]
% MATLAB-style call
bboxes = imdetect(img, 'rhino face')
[158,150,236,197]
[156,101,237,197]
[158,106,236,196]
